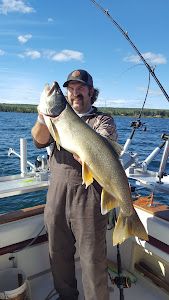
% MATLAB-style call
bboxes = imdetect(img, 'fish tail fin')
[112,209,148,246]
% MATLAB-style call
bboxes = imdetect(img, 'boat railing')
[7,138,49,176]
[3,134,169,198]
[120,133,169,194]
[0,138,49,199]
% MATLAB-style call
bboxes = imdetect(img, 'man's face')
[67,81,93,114]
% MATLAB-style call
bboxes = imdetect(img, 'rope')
[12,225,45,254]
[44,288,59,300]
[128,69,151,141]
[138,70,151,119]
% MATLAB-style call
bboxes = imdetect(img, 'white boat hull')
[0,199,169,300]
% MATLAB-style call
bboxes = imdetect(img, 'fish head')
[38,81,67,117]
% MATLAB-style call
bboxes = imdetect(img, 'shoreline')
[0,103,169,118]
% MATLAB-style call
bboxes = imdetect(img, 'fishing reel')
[130,120,146,130]
[35,155,49,170]
[110,275,131,289]
[161,133,169,141]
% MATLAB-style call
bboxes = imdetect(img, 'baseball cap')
[63,69,93,87]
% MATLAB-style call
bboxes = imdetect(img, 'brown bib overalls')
[44,113,111,300]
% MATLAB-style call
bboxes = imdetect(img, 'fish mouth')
[47,82,57,96]
[43,113,59,117]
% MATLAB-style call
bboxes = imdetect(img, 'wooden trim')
[1,201,169,256]
[0,204,45,225]
[134,197,169,253]
[147,235,169,255]
[134,196,169,222]
[0,233,48,256]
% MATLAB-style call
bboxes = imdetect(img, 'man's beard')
[72,94,83,102]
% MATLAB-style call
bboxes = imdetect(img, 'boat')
[0,135,168,300]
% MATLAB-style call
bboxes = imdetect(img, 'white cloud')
[43,50,55,59]
[18,48,84,62]
[19,50,41,59]
[137,86,163,97]
[0,70,41,104]
[0,0,35,15]
[51,49,84,62]
[18,34,32,44]
[97,97,128,107]
[124,52,167,65]
[48,17,54,22]
[0,49,5,55]
[97,95,146,108]
[0,85,40,104]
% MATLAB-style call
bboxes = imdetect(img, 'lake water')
[0,111,168,213]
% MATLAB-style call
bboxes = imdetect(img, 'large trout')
[39,81,148,245]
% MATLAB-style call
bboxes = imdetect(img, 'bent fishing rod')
[89,0,169,103]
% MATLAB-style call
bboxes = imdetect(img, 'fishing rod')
[121,70,151,154]
[89,0,169,103]
[108,209,131,300]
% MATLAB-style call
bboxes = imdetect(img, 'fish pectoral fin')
[101,189,119,215]
[44,117,61,150]
[112,209,148,246]
[82,162,94,188]
[51,121,61,150]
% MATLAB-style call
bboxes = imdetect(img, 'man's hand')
[37,106,46,125]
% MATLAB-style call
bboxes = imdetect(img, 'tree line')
[0,103,37,113]
[0,103,169,118]
[100,107,169,118]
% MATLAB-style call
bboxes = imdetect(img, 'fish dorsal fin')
[101,189,119,215]
[44,116,61,150]
[108,140,123,157]
[82,161,94,188]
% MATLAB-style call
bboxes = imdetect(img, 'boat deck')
[29,260,169,300]
[1,180,169,300]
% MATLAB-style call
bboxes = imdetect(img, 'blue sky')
[0,0,169,109]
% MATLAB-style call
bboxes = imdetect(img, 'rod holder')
[158,139,169,182]
[20,138,27,176]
